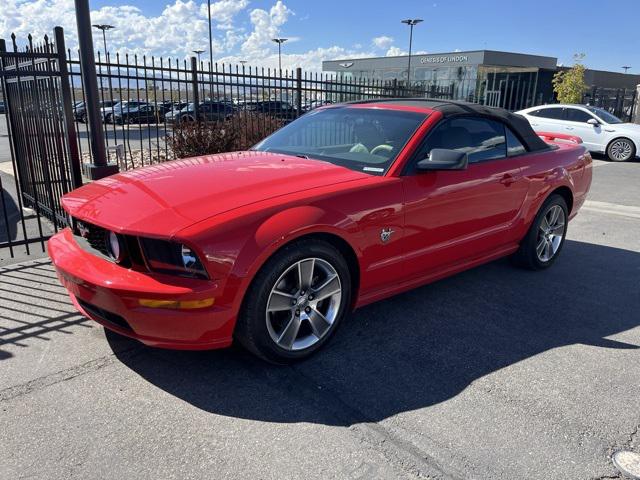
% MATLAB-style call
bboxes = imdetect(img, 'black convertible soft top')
[347,98,550,152]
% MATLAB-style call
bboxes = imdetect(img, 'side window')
[536,107,565,120]
[505,127,526,156]
[421,117,507,164]
[565,108,593,123]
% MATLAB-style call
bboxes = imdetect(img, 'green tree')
[552,54,588,104]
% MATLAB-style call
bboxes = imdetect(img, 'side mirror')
[416,148,469,171]
[587,118,600,126]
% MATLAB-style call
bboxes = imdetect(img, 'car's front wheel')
[512,194,568,270]
[236,239,352,363]
[607,138,636,162]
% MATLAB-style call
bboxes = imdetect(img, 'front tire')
[512,194,568,270]
[607,138,635,162]
[235,239,352,364]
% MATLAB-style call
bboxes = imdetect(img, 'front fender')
[235,205,363,281]
[177,204,363,320]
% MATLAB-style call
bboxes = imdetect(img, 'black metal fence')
[68,52,449,170]
[0,28,81,260]
[582,86,637,122]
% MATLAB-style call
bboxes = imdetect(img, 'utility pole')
[401,18,423,86]
[75,0,117,178]
[622,66,631,74]
[272,38,288,72]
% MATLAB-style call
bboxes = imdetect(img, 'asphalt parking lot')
[1,157,639,479]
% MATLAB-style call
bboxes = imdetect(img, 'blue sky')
[2,0,639,72]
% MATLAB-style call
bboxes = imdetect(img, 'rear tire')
[512,194,568,270]
[607,138,635,162]
[235,239,352,364]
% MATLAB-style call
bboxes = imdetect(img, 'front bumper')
[48,228,235,350]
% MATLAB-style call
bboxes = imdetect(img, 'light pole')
[92,24,114,58]
[207,0,213,69]
[272,38,288,72]
[193,50,205,100]
[92,24,115,97]
[622,66,631,74]
[401,19,422,86]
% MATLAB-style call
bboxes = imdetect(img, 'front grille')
[78,221,110,257]
[77,299,133,332]
[71,219,142,269]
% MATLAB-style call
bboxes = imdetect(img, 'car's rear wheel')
[512,194,568,270]
[607,138,635,162]
[235,239,351,364]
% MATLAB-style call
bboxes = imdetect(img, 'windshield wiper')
[294,154,309,159]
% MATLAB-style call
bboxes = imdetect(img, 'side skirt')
[355,243,519,309]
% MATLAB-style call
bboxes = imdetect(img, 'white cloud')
[0,0,380,71]
[241,1,293,57]
[372,35,393,50]
[386,46,408,57]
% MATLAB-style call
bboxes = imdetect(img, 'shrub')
[169,112,285,159]
[552,54,588,104]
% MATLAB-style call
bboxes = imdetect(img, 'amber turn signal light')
[138,298,214,309]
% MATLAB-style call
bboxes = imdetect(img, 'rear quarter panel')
[513,142,591,241]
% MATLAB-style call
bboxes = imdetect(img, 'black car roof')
[346,98,550,152]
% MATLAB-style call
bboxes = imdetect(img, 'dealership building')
[322,50,640,112]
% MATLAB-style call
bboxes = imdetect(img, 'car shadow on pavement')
[107,239,640,426]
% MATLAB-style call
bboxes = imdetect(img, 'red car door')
[400,116,529,279]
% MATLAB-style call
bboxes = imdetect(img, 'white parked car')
[516,104,639,162]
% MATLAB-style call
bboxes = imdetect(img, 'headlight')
[107,231,125,263]
[139,237,207,279]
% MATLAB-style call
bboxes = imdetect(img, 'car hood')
[61,151,369,237]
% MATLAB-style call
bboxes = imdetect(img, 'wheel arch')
[241,230,362,312]
[549,185,574,214]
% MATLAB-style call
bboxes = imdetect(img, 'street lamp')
[272,38,288,72]
[401,19,423,85]
[92,24,114,56]
[92,24,115,94]
[622,66,631,74]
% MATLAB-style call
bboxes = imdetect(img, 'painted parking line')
[582,200,640,219]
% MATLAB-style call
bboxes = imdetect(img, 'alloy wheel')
[265,257,342,351]
[536,205,566,262]
[610,139,633,161]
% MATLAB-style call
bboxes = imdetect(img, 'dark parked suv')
[166,101,234,123]
[112,104,161,124]
[244,100,296,119]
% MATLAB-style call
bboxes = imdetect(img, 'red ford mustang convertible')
[49,100,592,363]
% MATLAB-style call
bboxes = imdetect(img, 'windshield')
[252,106,427,175]
[585,106,623,124]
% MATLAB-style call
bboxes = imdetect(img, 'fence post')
[54,27,82,190]
[190,57,200,120]
[295,67,302,118]
[74,0,117,179]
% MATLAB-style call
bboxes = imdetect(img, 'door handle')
[565,126,574,130]
[500,173,517,186]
